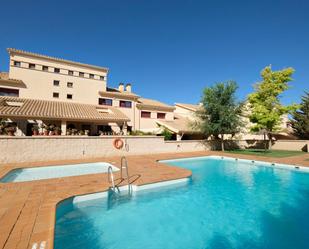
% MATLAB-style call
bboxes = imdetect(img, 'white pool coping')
[160,155,309,173]
[72,177,189,204]
[0,162,120,183]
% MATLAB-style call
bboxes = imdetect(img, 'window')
[67,94,73,99]
[100,76,105,81]
[89,74,94,79]
[29,63,35,69]
[0,87,19,97]
[119,100,132,108]
[54,68,60,73]
[68,70,74,76]
[67,82,73,88]
[157,113,166,119]
[98,98,112,106]
[42,65,48,71]
[53,80,60,86]
[141,111,151,118]
[13,61,21,67]
[53,92,59,98]
[79,72,84,77]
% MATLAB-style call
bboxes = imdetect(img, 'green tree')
[161,128,173,141]
[248,65,297,149]
[290,91,309,139]
[196,81,242,151]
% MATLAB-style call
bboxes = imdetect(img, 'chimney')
[118,83,124,92]
[125,83,132,93]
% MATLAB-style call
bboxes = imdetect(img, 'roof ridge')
[7,48,109,72]
[175,102,200,106]
[138,97,174,108]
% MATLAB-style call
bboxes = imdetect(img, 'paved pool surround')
[1,151,309,249]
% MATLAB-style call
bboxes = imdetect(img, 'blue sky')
[0,0,308,105]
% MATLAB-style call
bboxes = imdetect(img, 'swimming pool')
[55,156,309,249]
[0,162,119,183]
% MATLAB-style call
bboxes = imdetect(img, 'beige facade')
[174,103,201,119]
[0,48,175,136]
[157,103,204,140]
[8,48,108,104]
[0,49,295,140]
[98,89,175,132]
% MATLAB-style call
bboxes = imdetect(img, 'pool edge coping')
[159,155,309,173]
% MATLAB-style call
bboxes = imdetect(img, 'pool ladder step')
[107,156,132,194]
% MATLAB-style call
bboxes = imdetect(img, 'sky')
[0,0,308,105]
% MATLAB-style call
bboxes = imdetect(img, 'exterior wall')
[9,53,107,104]
[136,109,174,132]
[272,140,309,151]
[99,97,175,132]
[0,136,207,164]
[110,98,136,129]
[174,105,195,119]
[0,137,307,164]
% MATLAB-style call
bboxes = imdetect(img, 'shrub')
[161,128,173,141]
[32,124,40,131]
[129,130,154,136]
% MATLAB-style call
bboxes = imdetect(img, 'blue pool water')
[0,162,118,182]
[55,156,309,249]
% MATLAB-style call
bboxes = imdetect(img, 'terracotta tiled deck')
[1,151,309,249]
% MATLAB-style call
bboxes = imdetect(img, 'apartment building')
[7,48,108,104]
[0,48,175,136]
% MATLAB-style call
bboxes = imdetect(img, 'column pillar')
[90,123,97,136]
[61,120,67,135]
[122,122,128,135]
[176,133,182,141]
[16,120,27,136]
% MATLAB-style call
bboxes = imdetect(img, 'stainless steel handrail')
[107,166,115,191]
[121,156,131,193]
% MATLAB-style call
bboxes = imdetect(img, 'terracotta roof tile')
[175,103,201,112]
[99,87,139,100]
[0,96,129,122]
[0,72,24,84]
[137,98,175,112]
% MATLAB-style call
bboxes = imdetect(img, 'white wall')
[0,136,207,164]
[0,137,307,164]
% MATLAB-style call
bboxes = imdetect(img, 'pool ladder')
[107,166,116,191]
[107,156,131,194]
